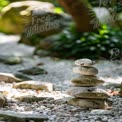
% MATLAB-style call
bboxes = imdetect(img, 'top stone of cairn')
[75,58,95,67]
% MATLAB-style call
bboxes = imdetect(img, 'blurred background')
[0,0,122,59]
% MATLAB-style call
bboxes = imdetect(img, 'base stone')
[68,98,106,109]
[67,87,109,99]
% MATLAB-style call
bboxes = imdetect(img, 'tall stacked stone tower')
[67,59,109,109]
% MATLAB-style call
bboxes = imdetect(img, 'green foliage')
[88,0,99,7]
[47,25,122,59]
[54,7,64,14]
[113,1,122,13]
[0,0,9,11]
[38,0,59,6]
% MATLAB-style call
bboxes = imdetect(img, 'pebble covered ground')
[0,33,122,122]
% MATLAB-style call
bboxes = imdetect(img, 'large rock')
[67,87,110,99]
[68,98,105,109]
[13,81,53,92]
[0,93,7,107]
[0,1,54,34]
[33,34,63,55]
[0,110,48,122]
[73,66,98,76]
[20,12,72,46]
[71,75,104,87]
[38,35,60,48]
[27,11,71,35]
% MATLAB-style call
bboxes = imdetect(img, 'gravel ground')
[0,33,122,122]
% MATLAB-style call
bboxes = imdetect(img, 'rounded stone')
[71,75,104,87]
[68,98,105,109]
[75,59,95,67]
[67,87,110,99]
[73,67,98,76]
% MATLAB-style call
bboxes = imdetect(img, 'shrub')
[47,24,122,59]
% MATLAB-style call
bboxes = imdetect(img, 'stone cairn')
[67,58,110,109]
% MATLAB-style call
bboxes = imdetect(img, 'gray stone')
[20,11,72,46]
[13,80,53,92]
[0,55,22,65]
[73,67,98,76]
[18,67,48,75]
[0,110,48,122]
[71,75,104,87]
[67,87,110,99]
[75,59,95,67]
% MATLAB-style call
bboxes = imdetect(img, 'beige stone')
[67,87,109,99]
[0,93,7,107]
[0,73,22,83]
[75,58,95,67]
[68,98,105,109]
[73,67,98,76]
[71,75,104,87]
[13,81,53,92]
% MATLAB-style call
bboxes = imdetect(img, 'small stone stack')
[67,59,109,109]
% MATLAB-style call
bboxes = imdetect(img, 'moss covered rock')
[0,1,54,34]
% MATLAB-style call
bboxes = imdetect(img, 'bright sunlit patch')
[0,81,69,101]
[0,33,20,44]
[102,76,122,84]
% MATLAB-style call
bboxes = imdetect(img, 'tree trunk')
[58,0,101,32]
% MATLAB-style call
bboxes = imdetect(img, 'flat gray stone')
[0,55,22,65]
[0,110,48,122]
[18,67,48,75]
[73,67,98,76]
[90,109,112,115]
[75,59,95,67]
